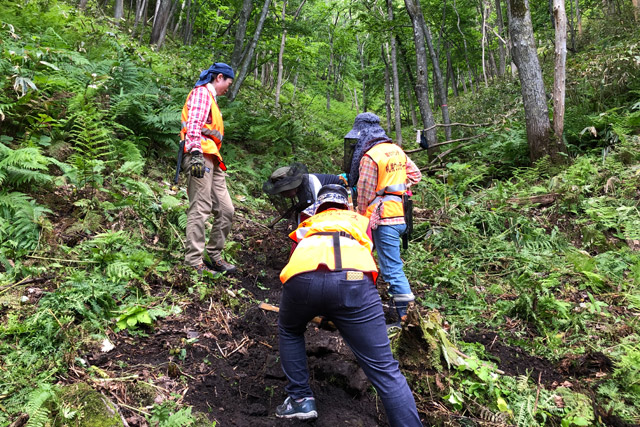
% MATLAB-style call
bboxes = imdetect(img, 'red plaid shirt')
[184,84,218,153]
[356,153,422,228]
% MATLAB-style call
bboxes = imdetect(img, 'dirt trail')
[84,214,393,426]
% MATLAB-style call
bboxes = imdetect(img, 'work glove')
[190,151,205,178]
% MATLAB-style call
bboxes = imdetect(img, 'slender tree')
[228,0,272,101]
[553,0,567,138]
[387,0,403,145]
[404,0,437,148]
[508,0,566,162]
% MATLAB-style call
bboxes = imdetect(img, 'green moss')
[58,383,123,427]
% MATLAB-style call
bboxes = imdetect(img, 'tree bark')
[508,0,565,163]
[495,0,507,76]
[114,0,124,20]
[275,0,307,110]
[387,0,403,145]
[382,44,393,134]
[404,0,437,148]
[633,0,639,21]
[416,0,451,141]
[228,0,272,101]
[150,0,179,48]
[553,0,567,139]
[78,0,89,10]
[231,0,253,70]
[446,44,458,96]
[356,35,368,112]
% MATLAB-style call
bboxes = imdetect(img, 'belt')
[313,231,355,270]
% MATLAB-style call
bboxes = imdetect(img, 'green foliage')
[147,400,196,426]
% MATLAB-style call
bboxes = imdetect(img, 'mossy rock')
[58,383,124,427]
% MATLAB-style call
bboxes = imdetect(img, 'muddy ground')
[61,209,621,427]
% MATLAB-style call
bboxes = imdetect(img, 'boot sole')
[275,410,318,420]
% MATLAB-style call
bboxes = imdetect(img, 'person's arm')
[184,86,213,153]
[406,156,422,188]
[356,156,377,215]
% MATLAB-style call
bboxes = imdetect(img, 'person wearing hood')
[275,185,422,426]
[180,62,237,274]
[345,112,422,323]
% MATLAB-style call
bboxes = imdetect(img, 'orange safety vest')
[179,87,226,169]
[364,143,407,219]
[280,209,378,284]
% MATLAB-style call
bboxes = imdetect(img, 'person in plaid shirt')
[345,112,422,324]
[179,63,236,274]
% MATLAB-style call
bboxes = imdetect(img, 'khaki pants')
[183,152,235,267]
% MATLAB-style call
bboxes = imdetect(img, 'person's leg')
[183,153,214,267]
[327,273,422,427]
[205,158,234,262]
[372,223,414,318]
[278,273,319,399]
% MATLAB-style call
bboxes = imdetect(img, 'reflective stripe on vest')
[280,209,378,283]
[364,143,407,219]
[179,87,224,162]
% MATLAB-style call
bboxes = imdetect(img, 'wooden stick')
[259,302,335,329]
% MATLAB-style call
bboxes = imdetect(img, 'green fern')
[24,384,55,427]
[0,143,52,187]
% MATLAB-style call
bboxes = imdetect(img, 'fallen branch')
[506,193,558,207]
[405,134,487,154]
[417,122,490,132]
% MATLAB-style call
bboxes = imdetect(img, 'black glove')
[190,151,205,178]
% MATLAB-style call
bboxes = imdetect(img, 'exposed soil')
[81,212,394,426]
[48,207,615,426]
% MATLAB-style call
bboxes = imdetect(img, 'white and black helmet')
[314,184,349,214]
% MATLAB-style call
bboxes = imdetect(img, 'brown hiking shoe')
[205,258,237,273]
[193,262,216,276]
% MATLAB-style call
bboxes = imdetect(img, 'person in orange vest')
[345,113,422,324]
[276,184,422,426]
[180,63,236,274]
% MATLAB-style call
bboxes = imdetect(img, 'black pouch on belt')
[402,194,413,250]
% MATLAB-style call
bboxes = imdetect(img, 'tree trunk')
[150,0,178,48]
[78,0,89,10]
[404,0,438,148]
[633,0,639,20]
[114,0,124,20]
[382,44,393,134]
[575,0,582,35]
[508,0,565,163]
[275,0,306,110]
[387,0,403,145]
[356,35,368,112]
[495,0,507,76]
[481,0,489,87]
[416,0,451,140]
[446,44,458,96]
[406,84,417,127]
[453,0,476,94]
[227,0,272,101]
[231,0,253,70]
[553,0,567,138]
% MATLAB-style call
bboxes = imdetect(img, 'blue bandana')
[194,62,235,88]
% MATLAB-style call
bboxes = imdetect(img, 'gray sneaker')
[275,396,318,420]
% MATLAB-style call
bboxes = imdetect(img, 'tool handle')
[174,140,185,184]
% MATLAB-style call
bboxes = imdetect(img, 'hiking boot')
[204,258,237,273]
[275,396,318,420]
[193,262,216,276]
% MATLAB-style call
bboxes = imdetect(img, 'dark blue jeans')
[278,270,422,427]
